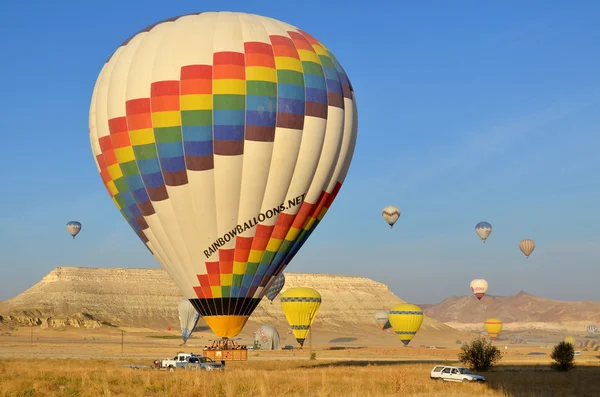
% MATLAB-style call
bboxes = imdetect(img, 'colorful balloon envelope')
[382,206,400,228]
[178,299,200,344]
[519,239,536,258]
[587,324,598,337]
[484,318,502,340]
[280,287,321,347]
[388,303,423,346]
[470,279,488,300]
[88,12,357,339]
[564,336,576,346]
[265,273,286,303]
[475,221,492,243]
[374,310,389,330]
[66,221,82,239]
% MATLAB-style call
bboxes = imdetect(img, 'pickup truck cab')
[189,356,224,371]
[430,366,485,382]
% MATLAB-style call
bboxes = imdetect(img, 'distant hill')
[0,267,458,336]
[422,291,600,333]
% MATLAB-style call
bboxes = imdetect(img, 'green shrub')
[458,337,502,371]
[551,341,575,371]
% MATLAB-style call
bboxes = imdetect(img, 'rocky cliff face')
[0,267,452,333]
[424,291,600,324]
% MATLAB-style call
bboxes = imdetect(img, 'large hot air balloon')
[280,287,321,347]
[89,12,357,340]
[382,206,400,228]
[265,273,285,303]
[475,221,492,243]
[253,324,281,350]
[587,324,598,337]
[388,303,423,346]
[519,239,535,258]
[178,299,200,344]
[66,221,82,239]
[484,318,502,340]
[564,336,576,346]
[470,279,488,300]
[374,310,389,330]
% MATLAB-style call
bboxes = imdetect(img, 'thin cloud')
[392,99,594,189]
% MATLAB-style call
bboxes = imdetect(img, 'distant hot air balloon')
[388,303,423,346]
[89,12,358,340]
[280,287,321,347]
[475,222,492,243]
[382,206,400,228]
[587,324,598,337]
[254,324,281,350]
[265,273,285,304]
[470,279,489,300]
[519,239,536,258]
[484,318,503,340]
[374,310,389,330]
[66,221,82,239]
[178,299,200,344]
[564,336,576,346]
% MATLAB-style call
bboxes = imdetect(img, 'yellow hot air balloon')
[88,12,358,339]
[564,336,576,346]
[388,303,424,346]
[519,239,536,258]
[280,287,321,347]
[484,318,503,340]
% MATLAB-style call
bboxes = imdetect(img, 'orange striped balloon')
[484,318,502,340]
[519,239,536,258]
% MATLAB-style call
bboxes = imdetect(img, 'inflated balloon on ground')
[89,12,357,339]
[374,310,389,330]
[253,324,281,350]
[178,299,200,344]
[388,303,423,346]
[280,287,321,347]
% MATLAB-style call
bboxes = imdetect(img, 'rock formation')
[423,291,600,333]
[0,267,453,334]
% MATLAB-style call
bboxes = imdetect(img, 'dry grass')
[1,359,599,397]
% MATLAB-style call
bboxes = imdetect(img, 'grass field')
[1,359,599,397]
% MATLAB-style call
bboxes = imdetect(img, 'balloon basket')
[203,339,248,361]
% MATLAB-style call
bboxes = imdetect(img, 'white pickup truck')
[154,353,224,371]
[430,366,485,382]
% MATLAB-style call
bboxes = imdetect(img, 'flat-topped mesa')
[0,267,451,332]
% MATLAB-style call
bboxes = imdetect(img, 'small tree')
[551,341,575,371]
[458,337,502,371]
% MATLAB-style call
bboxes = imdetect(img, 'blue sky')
[0,0,598,304]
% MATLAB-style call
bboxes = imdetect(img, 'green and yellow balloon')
[280,287,322,347]
[388,303,424,346]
